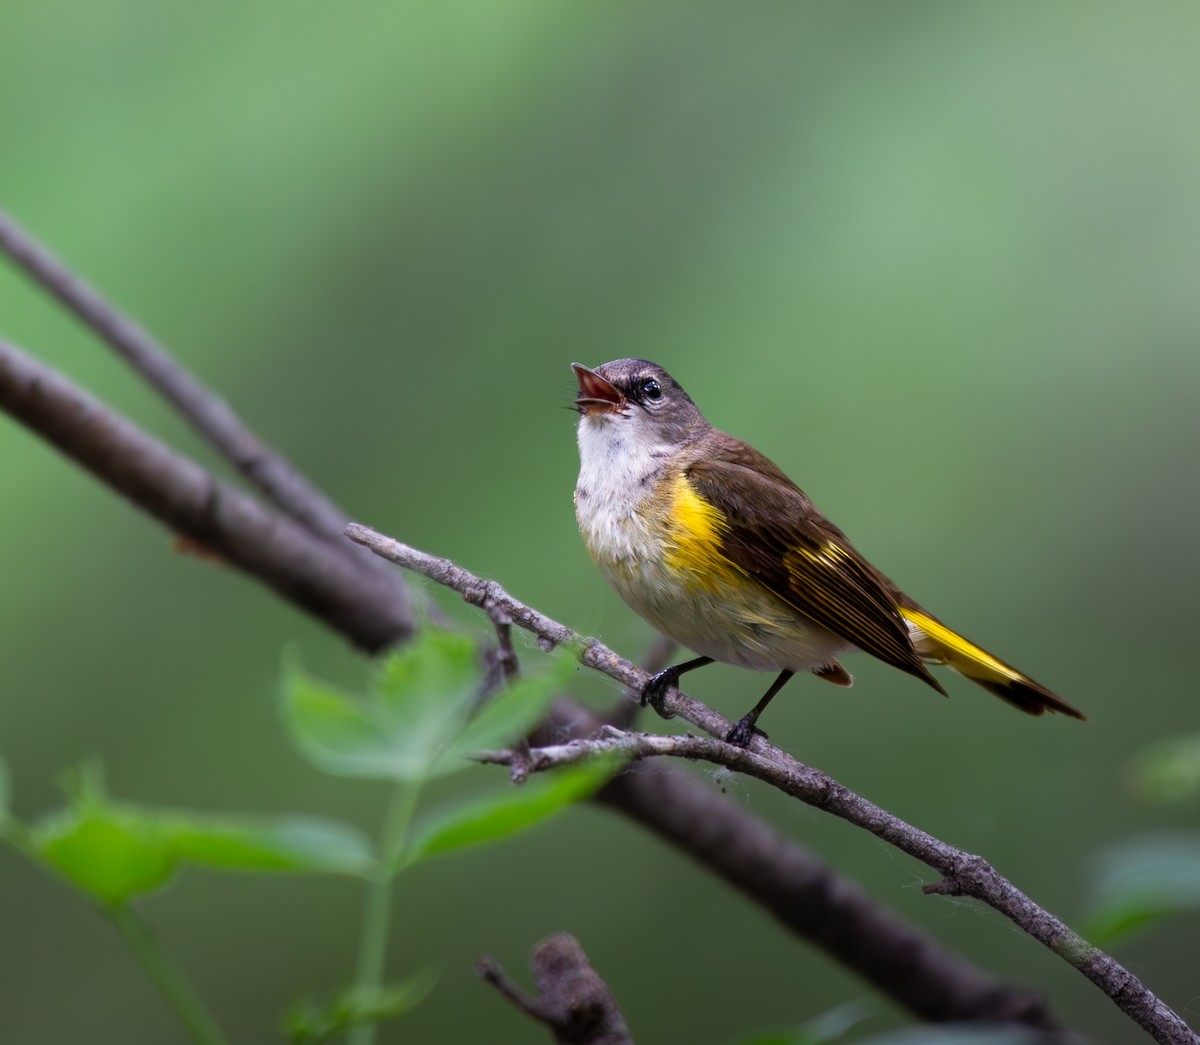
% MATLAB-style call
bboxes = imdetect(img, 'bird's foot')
[641,667,680,720]
[725,715,767,748]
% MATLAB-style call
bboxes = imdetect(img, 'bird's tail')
[900,607,1085,719]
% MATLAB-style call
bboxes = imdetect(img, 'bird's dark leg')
[726,669,794,747]
[641,656,714,719]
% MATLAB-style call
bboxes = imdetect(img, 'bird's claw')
[725,715,767,748]
[641,667,680,719]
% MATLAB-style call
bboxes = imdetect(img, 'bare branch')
[477,934,632,1045]
[489,609,520,685]
[532,699,1060,1027]
[479,615,521,711]
[476,956,547,1022]
[476,610,530,777]
[0,208,413,627]
[592,754,1057,1028]
[0,339,409,650]
[346,522,1199,1045]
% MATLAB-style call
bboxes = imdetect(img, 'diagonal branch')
[0,339,409,649]
[0,209,413,628]
[345,522,1199,1045]
[548,703,1058,1029]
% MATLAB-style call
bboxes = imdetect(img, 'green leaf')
[1130,732,1200,804]
[0,754,10,817]
[1083,831,1200,945]
[33,803,179,905]
[285,973,436,1043]
[442,652,575,765]
[371,629,479,741]
[31,765,375,903]
[168,815,374,876]
[282,631,481,783]
[405,756,620,866]
[29,762,173,903]
[282,659,414,780]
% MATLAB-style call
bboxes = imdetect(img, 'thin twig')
[0,340,409,649]
[489,612,520,685]
[345,521,1199,1045]
[478,611,529,778]
[0,208,413,628]
[477,934,633,1045]
[109,904,229,1045]
[476,956,548,1022]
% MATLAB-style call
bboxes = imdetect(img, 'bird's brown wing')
[684,438,945,693]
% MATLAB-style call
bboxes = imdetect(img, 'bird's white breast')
[574,416,671,562]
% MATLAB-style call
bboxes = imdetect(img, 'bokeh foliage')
[2,2,1199,1042]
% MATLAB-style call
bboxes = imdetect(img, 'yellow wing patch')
[902,607,1021,685]
[788,543,850,571]
[662,474,745,592]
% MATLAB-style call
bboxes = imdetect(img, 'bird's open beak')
[572,363,626,416]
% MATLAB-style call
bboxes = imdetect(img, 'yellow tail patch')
[901,608,1022,686]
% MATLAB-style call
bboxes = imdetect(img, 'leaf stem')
[108,903,229,1045]
[347,782,421,1045]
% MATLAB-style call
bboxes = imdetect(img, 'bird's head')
[571,359,705,447]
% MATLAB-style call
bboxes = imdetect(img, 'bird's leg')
[726,669,794,747]
[641,656,714,719]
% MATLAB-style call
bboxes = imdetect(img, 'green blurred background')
[2,2,1198,1042]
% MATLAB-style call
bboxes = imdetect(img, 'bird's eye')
[641,378,662,401]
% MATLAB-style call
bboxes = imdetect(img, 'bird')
[571,358,1083,746]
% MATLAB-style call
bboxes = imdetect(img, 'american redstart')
[572,358,1084,746]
